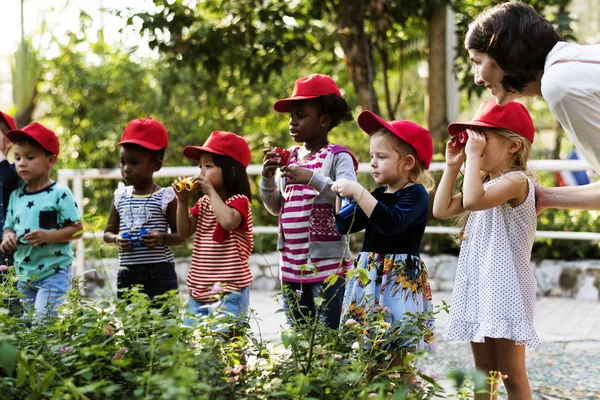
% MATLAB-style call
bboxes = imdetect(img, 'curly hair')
[465,2,563,92]
[298,93,353,132]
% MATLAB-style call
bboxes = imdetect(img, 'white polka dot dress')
[444,172,539,349]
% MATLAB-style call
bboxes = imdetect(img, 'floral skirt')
[341,252,435,351]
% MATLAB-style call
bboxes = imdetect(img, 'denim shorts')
[17,267,71,319]
[183,286,250,328]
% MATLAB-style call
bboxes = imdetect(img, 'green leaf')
[16,356,27,388]
[323,274,338,286]
[0,341,18,376]
[39,369,57,394]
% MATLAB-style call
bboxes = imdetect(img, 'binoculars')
[451,131,468,146]
[338,197,357,218]
[122,228,149,248]
[174,177,199,193]
[273,147,291,166]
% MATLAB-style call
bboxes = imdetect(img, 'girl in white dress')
[433,100,537,400]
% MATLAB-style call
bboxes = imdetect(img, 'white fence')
[58,159,599,277]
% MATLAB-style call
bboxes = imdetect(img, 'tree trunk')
[337,0,379,114]
[426,5,447,151]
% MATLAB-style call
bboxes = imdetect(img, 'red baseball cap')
[7,122,60,155]
[184,131,251,167]
[273,74,342,113]
[358,110,433,169]
[448,100,535,143]
[0,111,17,132]
[119,117,168,150]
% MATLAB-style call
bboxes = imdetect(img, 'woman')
[466,2,600,211]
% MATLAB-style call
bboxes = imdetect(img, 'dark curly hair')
[297,93,353,132]
[466,2,563,93]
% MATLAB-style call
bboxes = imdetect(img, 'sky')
[0,0,157,111]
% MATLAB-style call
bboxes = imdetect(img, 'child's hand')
[23,229,48,247]
[445,139,466,167]
[281,166,313,185]
[465,129,486,157]
[140,230,163,249]
[116,235,133,251]
[331,179,363,200]
[0,231,17,253]
[262,148,283,179]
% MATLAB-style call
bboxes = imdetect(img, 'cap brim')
[0,112,16,131]
[183,145,228,161]
[273,96,321,113]
[447,121,504,137]
[118,138,164,151]
[357,110,396,136]
[6,130,32,143]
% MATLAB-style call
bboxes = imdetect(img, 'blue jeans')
[18,267,71,318]
[183,287,250,328]
[282,277,346,329]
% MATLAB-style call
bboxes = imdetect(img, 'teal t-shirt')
[4,182,81,282]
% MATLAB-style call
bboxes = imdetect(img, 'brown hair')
[465,2,563,92]
[371,129,435,192]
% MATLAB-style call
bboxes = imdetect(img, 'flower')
[333,354,343,360]
[209,282,224,295]
[382,307,391,314]
[344,318,357,326]
[351,341,359,350]
[231,364,245,375]
[295,289,303,295]
[381,322,391,329]
[103,324,115,336]
[59,346,72,354]
[0,265,8,271]
[113,347,128,360]
[368,394,378,398]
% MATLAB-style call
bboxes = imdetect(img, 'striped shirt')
[280,144,352,283]
[115,184,175,265]
[187,194,253,301]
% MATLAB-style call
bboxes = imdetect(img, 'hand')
[445,139,466,167]
[140,230,162,249]
[116,235,133,251]
[280,166,313,185]
[23,230,48,247]
[331,179,364,200]
[262,148,282,179]
[0,231,17,253]
[464,129,486,157]
[173,176,196,202]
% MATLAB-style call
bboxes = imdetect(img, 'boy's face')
[13,142,56,183]
[119,146,159,187]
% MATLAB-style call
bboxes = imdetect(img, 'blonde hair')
[455,127,535,244]
[371,128,435,192]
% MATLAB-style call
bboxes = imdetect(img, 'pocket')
[309,203,342,242]
[39,210,59,230]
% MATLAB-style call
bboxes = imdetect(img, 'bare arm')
[174,184,197,239]
[23,221,83,247]
[432,164,464,219]
[207,189,242,231]
[536,181,600,212]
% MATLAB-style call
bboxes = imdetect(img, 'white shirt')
[542,42,600,172]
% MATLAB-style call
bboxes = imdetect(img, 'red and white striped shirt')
[186,194,253,301]
[280,144,352,283]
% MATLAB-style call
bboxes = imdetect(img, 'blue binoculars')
[338,197,357,218]
[121,228,149,248]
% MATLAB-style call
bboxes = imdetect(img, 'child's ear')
[153,159,163,171]
[403,154,416,170]
[509,140,522,154]
[48,154,58,167]
[319,114,332,130]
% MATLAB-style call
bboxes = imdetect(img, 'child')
[0,122,82,318]
[261,73,358,329]
[104,117,183,301]
[332,110,435,361]
[0,111,23,267]
[175,131,253,327]
[432,101,537,399]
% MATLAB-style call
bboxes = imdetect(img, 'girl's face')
[288,103,329,145]
[119,146,158,188]
[369,135,410,190]
[198,152,223,191]
[477,130,515,176]
[469,49,520,106]
[13,142,56,184]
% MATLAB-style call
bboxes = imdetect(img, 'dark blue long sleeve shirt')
[334,185,429,256]
[0,160,23,229]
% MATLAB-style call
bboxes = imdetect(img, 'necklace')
[128,183,159,230]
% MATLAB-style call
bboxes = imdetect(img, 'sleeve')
[309,152,358,205]
[57,188,82,225]
[334,203,369,234]
[259,173,283,216]
[212,195,250,243]
[161,186,176,211]
[113,183,126,207]
[368,186,429,236]
[190,197,204,218]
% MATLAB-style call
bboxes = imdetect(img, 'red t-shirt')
[186,194,253,301]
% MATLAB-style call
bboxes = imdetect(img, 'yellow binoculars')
[174,177,199,193]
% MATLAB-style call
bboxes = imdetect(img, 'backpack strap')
[330,144,359,172]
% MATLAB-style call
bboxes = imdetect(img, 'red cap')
[273,74,342,113]
[448,100,535,143]
[358,110,433,169]
[184,131,251,167]
[119,117,168,150]
[0,111,17,132]
[7,122,60,155]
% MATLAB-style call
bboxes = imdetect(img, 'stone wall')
[83,253,600,301]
